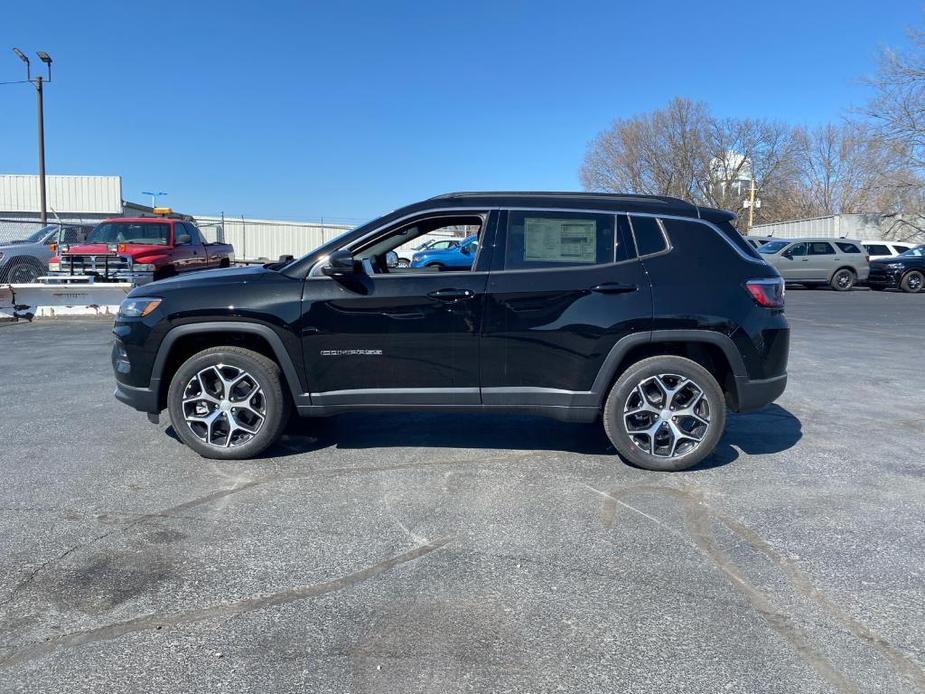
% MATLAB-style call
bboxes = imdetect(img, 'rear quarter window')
[864,244,891,255]
[836,242,861,254]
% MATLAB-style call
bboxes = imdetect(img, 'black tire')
[426,262,445,270]
[830,268,856,291]
[167,346,290,460]
[900,270,924,294]
[3,259,41,284]
[603,356,726,472]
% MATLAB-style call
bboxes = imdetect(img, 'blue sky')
[2,1,921,222]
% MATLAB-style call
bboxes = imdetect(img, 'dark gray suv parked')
[0,224,91,283]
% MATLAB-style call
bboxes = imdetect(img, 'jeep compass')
[112,192,789,471]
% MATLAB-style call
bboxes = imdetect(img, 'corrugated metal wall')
[0,175,122,214]
[194,216,353,260]
[749,214,893,240]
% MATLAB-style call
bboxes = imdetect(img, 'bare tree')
[579,98,805,228]
[580,98,711,200]
[866,28,925,170]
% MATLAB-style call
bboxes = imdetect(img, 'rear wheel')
[603,356,726,472]
[830,268,855,291]
[167,346,290,460]
[900,270,924,293]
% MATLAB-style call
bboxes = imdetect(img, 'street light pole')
[36,74,46,224]
[11,49,53,225]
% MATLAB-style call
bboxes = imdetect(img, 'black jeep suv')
[112,192,788,471]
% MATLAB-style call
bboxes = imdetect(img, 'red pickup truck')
[49,214,235,284]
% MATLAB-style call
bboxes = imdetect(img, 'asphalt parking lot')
[0,289,923,693]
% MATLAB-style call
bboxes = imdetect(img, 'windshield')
[899,245,925,257]
[25,226,57,243]
[758,240,789,254]
[87,222,170,245]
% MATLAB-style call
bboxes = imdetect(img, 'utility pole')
[12,49,54,225]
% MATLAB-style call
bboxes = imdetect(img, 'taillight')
[745,278,785,308]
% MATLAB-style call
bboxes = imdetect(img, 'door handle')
[590,282,637,294]
[428,288,475,302]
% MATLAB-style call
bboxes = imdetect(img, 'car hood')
[130,264,270,296]
[870,257,915,267]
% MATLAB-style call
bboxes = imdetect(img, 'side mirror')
[321,249,358,277]
[460,244,472,255]
[781,250,792,259]
[385,251,399,268]
[176,233,192,245]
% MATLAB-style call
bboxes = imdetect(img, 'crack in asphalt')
[0,450,535,611]
[0,536,454,669]
[586,484,925,694]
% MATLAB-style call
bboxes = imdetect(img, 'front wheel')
[603,356,726,472]
[900,270,924,293]
[167,346,290,460]
[830,268,856,291]
[4,260,41,284]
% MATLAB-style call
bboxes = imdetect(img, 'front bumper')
[728,373,787,413]
[114,380,160,413]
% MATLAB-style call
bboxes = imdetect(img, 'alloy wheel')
[623,373,711,458]
[182,364,266,447]
[834,270,853,289]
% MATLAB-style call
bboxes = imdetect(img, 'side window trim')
[626,211,766,265]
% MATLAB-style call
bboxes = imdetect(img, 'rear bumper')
[729,373,787,413]
[114,381,160,414]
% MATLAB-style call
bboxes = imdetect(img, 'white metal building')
[750,213,924,243]
[0,174,123,222]
[0,173,355,259]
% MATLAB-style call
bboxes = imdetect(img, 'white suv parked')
[862,240,917,261]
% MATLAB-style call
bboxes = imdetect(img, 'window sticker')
[523,218,597,263]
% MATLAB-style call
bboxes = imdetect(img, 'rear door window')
[503,210,615,270]
[808,242,835,255]
[629,216,668,256]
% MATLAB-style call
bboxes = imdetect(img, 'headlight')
[119,297,161,317]
[132,263,156,272]
[885,262,906,269]
[108,243,118,252]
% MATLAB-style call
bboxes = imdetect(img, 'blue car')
[410,234,478,269]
